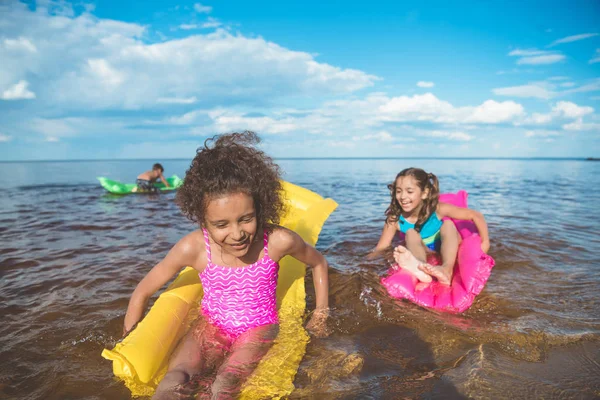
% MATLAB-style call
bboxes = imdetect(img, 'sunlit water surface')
[1,158,598,399]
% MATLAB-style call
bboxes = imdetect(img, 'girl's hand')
[481,239,490,254]
[121,321,139,339]
[306,308,330,338]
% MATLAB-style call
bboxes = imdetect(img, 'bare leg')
[153,318,230,400]
[207,324,279,400]
[393,229,433,283]
[419,220,461,285]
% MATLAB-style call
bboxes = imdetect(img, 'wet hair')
[176,131,285,227]
[385,167,440,231]
[152,163,164,172]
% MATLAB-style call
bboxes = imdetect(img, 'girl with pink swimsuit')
[122,132,330,399]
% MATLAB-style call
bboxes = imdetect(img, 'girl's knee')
[153,369,189,398]
[405,228,421,242]
[440,219,456,231]
[211,365,248,399]
[441,220,458,235]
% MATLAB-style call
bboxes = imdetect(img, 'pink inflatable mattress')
[381,191,495,313]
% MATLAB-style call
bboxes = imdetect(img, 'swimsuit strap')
[202,228,212,263]
[262,229,269,259]
[202,228,269,264]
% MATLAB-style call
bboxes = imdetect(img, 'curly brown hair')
[385,167,440,232]
[176,131,286,227]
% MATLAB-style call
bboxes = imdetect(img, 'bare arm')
[159,173,170,188]
[367,219,398,260]
[278,230,329,310]
[438,202,490,253]
[271,227,330,336]
[123,235,199,334]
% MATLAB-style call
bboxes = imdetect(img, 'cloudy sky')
[1,0,599,160]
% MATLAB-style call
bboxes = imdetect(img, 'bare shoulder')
[266,225,299,261]
[173,230,206,270]
[384,215,400,230]
[177,230,203,252]
[436,201,452,217]
[267,225,297,247]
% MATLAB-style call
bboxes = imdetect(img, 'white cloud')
[0,4,378,111]
[508,48,565,65]
[3,2,596,159]
[194,3,212,13]
[379,93,453,117]
[31,117,81,137]
[562,119,600,131]
[419,130,473,141]
[4,37,37,52]
[508,49,548,57]
[563,79,600,95]
[495,68,539,75]
[0,134,11,142]
[26,116,146,141]
[179,23,198,30]
[417,81,434,88]
[465,100,524,123]
[158,109,205,125]
[552,101,594,119]
[525,113,553,124]
[179,18,221,30]
[517,54,565,65]
[379,93,524,124]
[208,111,298,134]
[560,82,576,88]
[518,101,596,127]
[590,49,600,64]
[525,130,560,137]
[118,140,200,159]
[493,84,555,99]
[353,131,394,142]
[327,140,356,149]
[156,96,198,104]
[87,59,125,87]
[450,132,474,141]
[202,17,221,29]
[549,33,598,47]
[1,80,36,100]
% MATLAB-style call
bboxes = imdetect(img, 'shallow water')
[1,158,599,399]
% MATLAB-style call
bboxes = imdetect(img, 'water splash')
[359,286,383,319]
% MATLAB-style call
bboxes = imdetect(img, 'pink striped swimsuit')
[199,228,279,339]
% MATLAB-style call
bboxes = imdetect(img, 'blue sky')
[0,0,599,160]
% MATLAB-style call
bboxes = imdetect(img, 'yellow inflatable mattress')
[102,181,338,398]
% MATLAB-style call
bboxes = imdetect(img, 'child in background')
[134,163,170,193]
[372,167,490,286]
[123,132,330,399]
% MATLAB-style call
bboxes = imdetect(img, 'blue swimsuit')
[399,213,443,251]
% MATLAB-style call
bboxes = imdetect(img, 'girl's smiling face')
[204,191,258,258]
[394,176,428,215]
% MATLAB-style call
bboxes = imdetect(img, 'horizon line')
[0,156,597,163]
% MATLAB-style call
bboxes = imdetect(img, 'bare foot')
[393,246,432,283]
[418,263,452,286]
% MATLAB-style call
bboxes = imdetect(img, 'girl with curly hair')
[122,131,330,399]
[372,167,490,286]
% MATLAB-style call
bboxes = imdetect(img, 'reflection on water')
[0,158,599,399]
